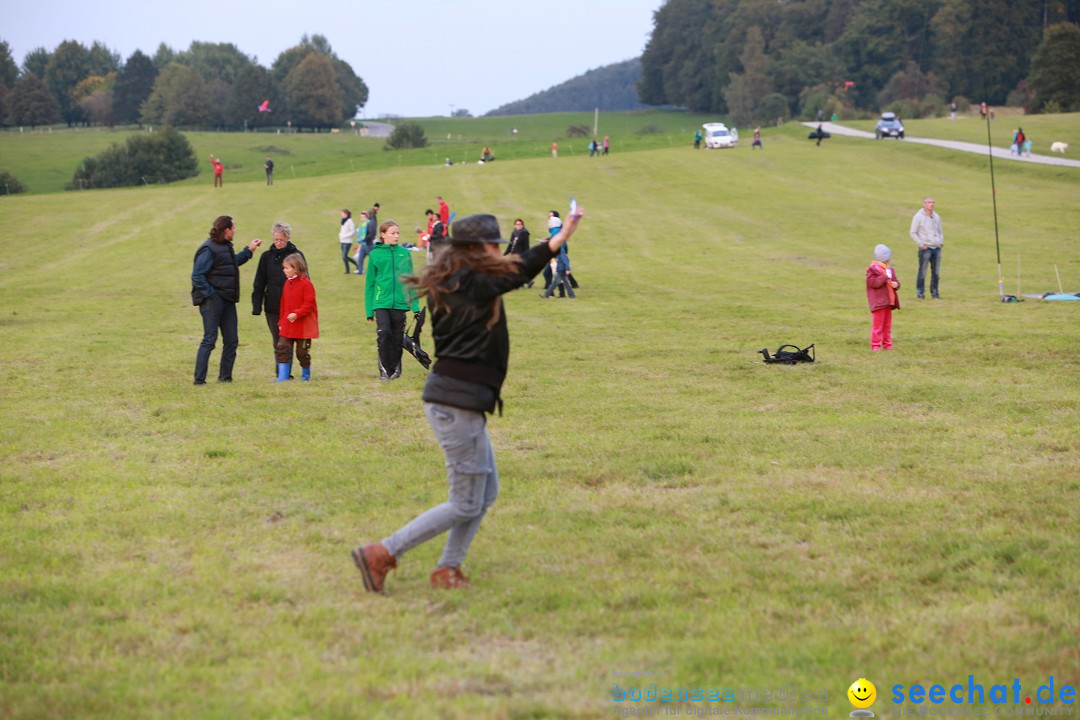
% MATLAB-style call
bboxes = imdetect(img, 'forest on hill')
[638,0,1080,124]
[485,59,649,116]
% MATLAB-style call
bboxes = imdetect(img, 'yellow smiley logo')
[848,678,877,709]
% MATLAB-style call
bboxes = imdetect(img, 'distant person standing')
[368,202,381,231]
[752,127,763,149]
[589,138,598,157]
[210,154,224,188]
[191,215,262,384]
[339,209,360,274]
[436,196,449,227]
[428,210,448,258]
[949,101,957,121]
[694,130,702,149]
[252,221,305,376]
[504,218,530,257]
[551,141,558,159]
[866,244,901,351]
[355,211,373,273]
[276,253,319,382]
[365,220,421,380]
[909,196,944,300]
[602,135,610,155]
[265,156,274,185]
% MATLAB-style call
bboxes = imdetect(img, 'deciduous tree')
[0,41,18,88]
[1027,22,1080,111]
[21,48,50,79]
[6,75,61,126]
[141,63,211,128]
[283,53,344,130]
[113,50,158,125]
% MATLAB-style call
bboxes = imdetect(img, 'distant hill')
[485,58,647,116]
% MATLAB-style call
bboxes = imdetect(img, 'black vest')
[193,238,240,304]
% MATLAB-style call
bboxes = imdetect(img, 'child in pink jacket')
[866,244,901,350]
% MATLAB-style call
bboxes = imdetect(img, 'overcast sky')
[4,0,664,117]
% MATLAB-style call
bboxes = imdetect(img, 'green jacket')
[365,243,420,318]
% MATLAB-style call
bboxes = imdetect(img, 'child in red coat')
[866,244,901,350]
[277,254,320,381]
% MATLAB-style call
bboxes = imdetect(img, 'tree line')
[0,34,367,131]
[638,0,1080,125]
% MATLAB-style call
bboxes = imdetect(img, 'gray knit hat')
[874,244,892,262]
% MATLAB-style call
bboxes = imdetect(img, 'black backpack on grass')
[759,344,815,364]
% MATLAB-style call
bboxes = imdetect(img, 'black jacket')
[504,228,530,256]
[252,241,304,315]
[422,242,554,413]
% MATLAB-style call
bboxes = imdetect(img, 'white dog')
[1050,142,1069,154]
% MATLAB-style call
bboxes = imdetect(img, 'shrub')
[67,126,198,190]
[0,170,27,195]
[384,121,428,150]
[566,124,590,138]
[754,93,790,124]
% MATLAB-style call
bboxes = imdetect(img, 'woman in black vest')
[252,221,305,377]
[191,215,262,384]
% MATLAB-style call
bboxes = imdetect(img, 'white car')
[703,123,739,149]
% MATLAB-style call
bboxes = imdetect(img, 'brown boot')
[352,543,397,593]
[430,565,470,589]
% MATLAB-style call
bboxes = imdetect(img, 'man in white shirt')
[910,196,944,299]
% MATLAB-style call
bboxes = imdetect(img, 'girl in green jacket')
[365,220,421,380]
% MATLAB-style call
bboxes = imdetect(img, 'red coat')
[866,262,901,311]
[438,199,449,226]
[278,275,320,339]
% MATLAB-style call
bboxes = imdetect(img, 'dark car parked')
[875,112,905,139]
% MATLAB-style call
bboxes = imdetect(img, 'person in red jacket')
[210,154,224,187]
[866,244,901,351]
[277,253,319,381]
[437,196,450,226]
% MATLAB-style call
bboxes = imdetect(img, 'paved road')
[802,122,1080,168]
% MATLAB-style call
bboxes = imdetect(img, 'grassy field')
[0,110,721,195]
[1,119,1078,719]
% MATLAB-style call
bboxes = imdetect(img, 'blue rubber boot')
[276,363,292,382]
[301,366,311,381]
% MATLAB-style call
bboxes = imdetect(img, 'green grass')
[0,110,722,195]
[0,119,1078,719]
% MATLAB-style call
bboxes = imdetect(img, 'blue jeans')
[543,271,575,298]
[355,242,373,274]
[382,402,499,568]
[341,243,359,272]
[194,294,238,382]
[917,247,942,297]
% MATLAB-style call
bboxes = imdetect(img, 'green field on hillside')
[1,120,1078,719]
[0,110,722,195]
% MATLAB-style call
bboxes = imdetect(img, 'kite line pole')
[986,109,1003,297]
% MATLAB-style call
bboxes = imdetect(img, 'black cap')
[449,214,507,245]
